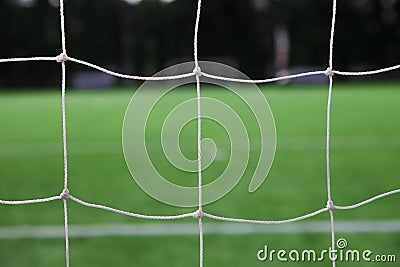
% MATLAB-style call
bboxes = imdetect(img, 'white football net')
[1,1,400,267]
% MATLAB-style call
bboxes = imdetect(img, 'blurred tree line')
[0,0,399,88]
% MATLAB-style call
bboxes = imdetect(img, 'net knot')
[192,209,204,219]
[193,66,202,77]
[324,67,334,77]
[56,53,68,63]
[326,200,334,211]
[60,188,70,199]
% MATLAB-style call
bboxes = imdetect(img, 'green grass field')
[0,83,399,266]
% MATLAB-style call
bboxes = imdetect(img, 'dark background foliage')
[0,0,399,88]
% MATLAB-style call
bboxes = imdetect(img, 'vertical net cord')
[60,0,66,56]
[326,77,336,267]
[61,63,68,190]
[327,0,337,266]
[61,61,70,267]
[63,197,70,267]
[198,216,204,267]
[196,74,204,267]
[328,0,337,69]
[193,1,203,267]
[59,1,70,267]
[193,0,202,69]
[196,77,203,212]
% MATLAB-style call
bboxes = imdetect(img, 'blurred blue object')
[71,71,117,90]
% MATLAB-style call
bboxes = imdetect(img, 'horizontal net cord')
[0,55,194,81]
[0,56,57,63]
[203,207,329,224]
[68,195,196,220]
[202,70,328,84]
[334,188,400,210]
[203,188,400,224]
[334,64,400,76]
[1,187,399,219]
[68,57,195,81]
[0,195,61,205]
[1,55,399,83]
[202,64,400,84]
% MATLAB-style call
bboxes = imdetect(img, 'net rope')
[0,0,399,266]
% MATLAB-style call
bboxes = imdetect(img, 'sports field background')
[0,83,399,266]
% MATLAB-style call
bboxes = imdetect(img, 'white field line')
[0,220,399,240]
[1,136,400,157]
